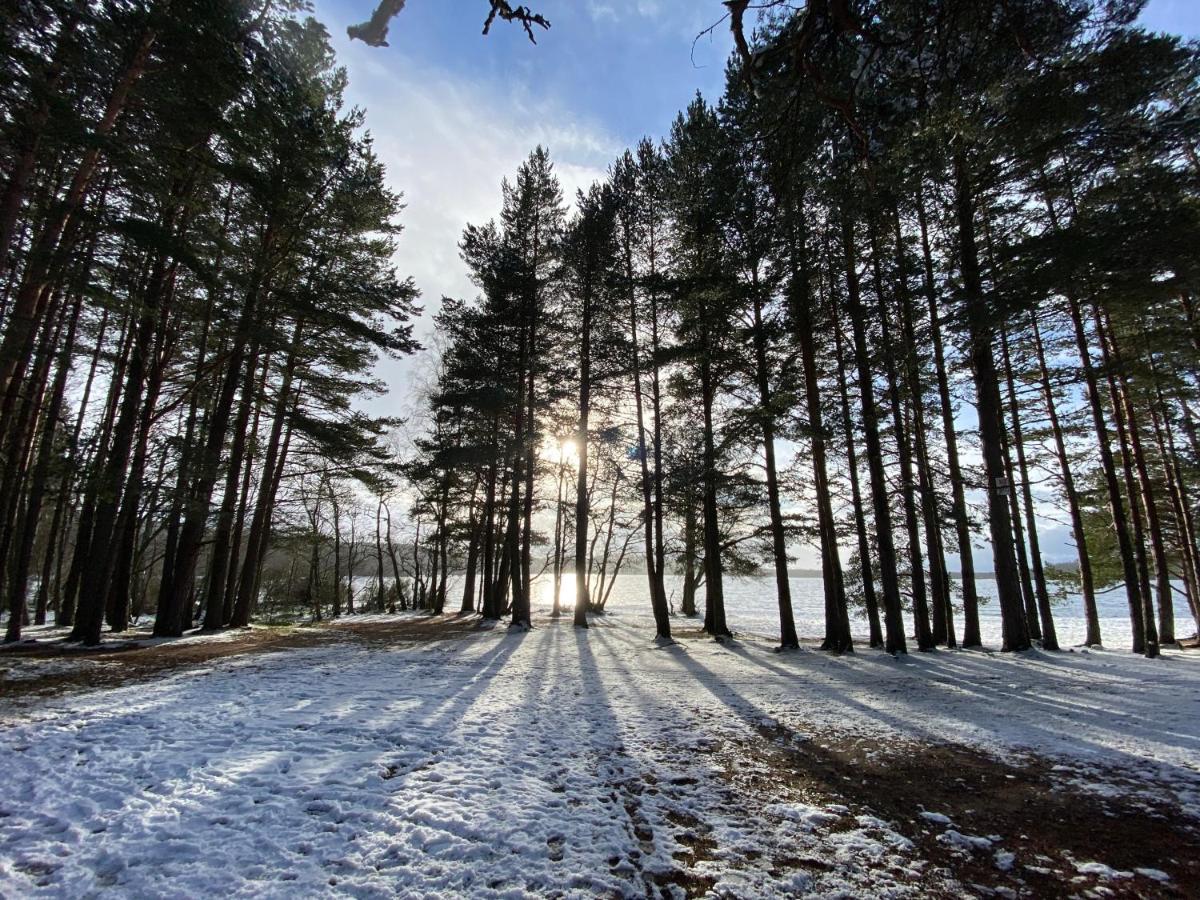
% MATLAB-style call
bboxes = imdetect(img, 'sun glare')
[541,437,579,467]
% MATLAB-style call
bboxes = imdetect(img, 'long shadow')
[673,625,1200,782]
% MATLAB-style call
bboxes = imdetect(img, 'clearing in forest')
[1,612,1198,898]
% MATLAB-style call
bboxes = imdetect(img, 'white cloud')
[586,0,664,24]
[317,14,621,417]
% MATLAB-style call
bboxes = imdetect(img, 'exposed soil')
[736,718,1197,898]
[0,613,480,704]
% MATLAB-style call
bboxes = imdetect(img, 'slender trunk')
[1148,348,1200,637]
[628,239,671,639]
[1041,187,1144,651]
[868,216,932,650]
[201,342,261,630]
[893,205,954,647]
[840,204,905,653]
[1098,314,1163,656]
[3,286,83,637]
[573,282,591,629]
[461,489,483,615]
[75,234,180,645]
[797,220,850,651]
[158,226,274,637]
[953,155,1028,651]
[832,303,883,648]
[2,303,69,640]
[228,322,303,628]
[999,325,1058,649]
[681,493,698,617]
[750,285,798,649]
[698,313,729,639]
[550,457,566,618]
[1031,314,1100,645]
[917,190,981,646]
[479,430,499,618]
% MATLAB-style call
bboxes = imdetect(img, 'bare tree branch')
[348,0,550,48]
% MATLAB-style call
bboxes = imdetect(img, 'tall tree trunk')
[917,190,982,646]
[573,279,591,630]
[892,205,954,647]
[796,221,851,651]
[840,203,905,653]
[479,430,499,619]
[1,301,69,640]
[74,220,183,645]
[201,341,262,630]
[2,283,84,638]
[628,240,672,640]
[1097,313,1163,656]
[999,325,1058,649]
[158,226,275,637]
[953,155,1029,651]
[698,311,729,640]
[1040,187,1144,651]
[750,283,798,649]
[228,321,303,628]
[831,301,883,648]
[868,216,933,650]
[1147,350,1200,638]
[1031,314,1101,645]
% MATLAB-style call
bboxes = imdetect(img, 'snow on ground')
[1,607,1198,897]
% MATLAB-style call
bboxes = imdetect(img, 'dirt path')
[721,718,1197,898]
[0,614,481,704]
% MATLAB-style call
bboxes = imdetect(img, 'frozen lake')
[365,569,1197,652]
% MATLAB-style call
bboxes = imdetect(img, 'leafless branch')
[348,0,550,48]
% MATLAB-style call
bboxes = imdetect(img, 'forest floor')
[1,611,1198,898]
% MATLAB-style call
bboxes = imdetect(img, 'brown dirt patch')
[740,719,1197,898]
[0,614,483,704]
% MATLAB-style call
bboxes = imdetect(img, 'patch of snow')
[1074,860,1134,879]
[1135,867,1170,882]
[918,810,953,825]
[937,829,994,852]
[765,802,841,829]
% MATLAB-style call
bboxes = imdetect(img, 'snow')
[522,571,1198,652]
[917,810,953,825]
[937,829,993,852]
[1,601,1198,897]
[1073,861,1133,879]
[1135,867,1171,882]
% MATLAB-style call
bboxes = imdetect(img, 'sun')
[540,436,579,467]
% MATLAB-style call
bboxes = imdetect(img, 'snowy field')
[1,601,1198,897]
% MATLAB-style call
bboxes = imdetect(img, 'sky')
[310,0,1199,567]
[311,0,737,415]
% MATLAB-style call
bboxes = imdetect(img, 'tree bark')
[840,203,905,653]
[916,190,982,646]
[953,155,1029,651]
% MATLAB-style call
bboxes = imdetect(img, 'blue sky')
[312,0,1199,567]
[311,0,1200,394]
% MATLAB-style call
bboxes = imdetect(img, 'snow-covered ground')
[1,604,1197,898]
